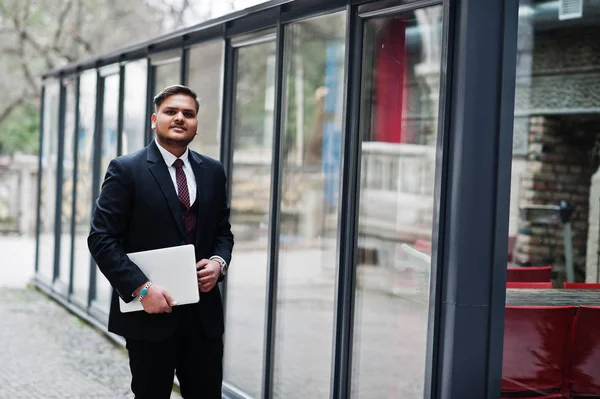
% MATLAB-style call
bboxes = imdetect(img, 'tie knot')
[173,159,184,169]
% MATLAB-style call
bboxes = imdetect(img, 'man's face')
[152,94,198,148]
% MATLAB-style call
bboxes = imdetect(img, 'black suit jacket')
[88,140,234,341]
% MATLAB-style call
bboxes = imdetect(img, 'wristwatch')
[210,256,228,277]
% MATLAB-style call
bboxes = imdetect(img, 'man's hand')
[196,259,220,293]
[135,282,177,314]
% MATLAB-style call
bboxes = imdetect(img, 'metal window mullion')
[219,36,235,318]
[35,85,47,275]
[486,1,520,396]
[430,0,520,397]
[53,81,67,283]
[117,66,125,156]
[88,73,105,307]
[279,0,347,24]
[181,45,189,85]
[262,16,285,399]
[68,76,81,297]
[423,0,454,396]
[331,5,362,399]
[144,58,154,145]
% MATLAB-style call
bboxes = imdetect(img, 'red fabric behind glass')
[502,306,575,397]
[506,266,552,282]
[569,306,600,396]
[374,18,409,143]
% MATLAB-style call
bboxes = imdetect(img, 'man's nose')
[174,112,185,121]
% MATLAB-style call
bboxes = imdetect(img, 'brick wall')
[515,116,598,281]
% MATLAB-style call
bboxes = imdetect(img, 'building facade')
[35,0,600,398]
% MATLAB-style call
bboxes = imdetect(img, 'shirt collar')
[154,138,190,168]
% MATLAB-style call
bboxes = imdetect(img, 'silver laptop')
[119,244,200,313]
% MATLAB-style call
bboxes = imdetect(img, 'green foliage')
[0,104,39,154]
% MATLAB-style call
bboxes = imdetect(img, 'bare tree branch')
[21,31,55,69]
[18,42,41,96]
[22,0,32,22]
[52,0,74,50]
[0,0,192,139]
[0,94,26,126]
[73,33,93,54]
[0,47,20,56]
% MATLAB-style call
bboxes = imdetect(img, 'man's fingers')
[161,296,173,313]
[162,292,177,307]
[197,268,212,278]
[196,259,210,270]
[199,276,213,284]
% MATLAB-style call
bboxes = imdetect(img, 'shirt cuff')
[210,255,227,268]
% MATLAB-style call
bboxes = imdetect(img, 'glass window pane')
[123,60,148,154]
[95,73,120,314]
[72,70,97,308]
[352,7,443,398]
[57,81,77,294]
[502,3,600,397]
[154,61,181,95]
[38,80,60,284]
[187,40,224,160]
[274,12,346,399]
[223,38,277,398]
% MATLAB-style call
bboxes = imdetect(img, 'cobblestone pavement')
[0,287,182,399]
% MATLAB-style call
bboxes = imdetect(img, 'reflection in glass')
[38,81,60,284]
[95,73,120,314]
[154,61,181,96]
[223,39,276,398]
[502,3,600,397]
[57,82,77,293]
[352,8,443,398]
[273,13,346,398]
[123,60,148,154]
[71,71,96,307]
[187,41,224,160]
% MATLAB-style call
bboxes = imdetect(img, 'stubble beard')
[156,127,194,149]
[163,136,193,148]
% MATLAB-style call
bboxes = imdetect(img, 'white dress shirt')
[155,139,197,205]
[153,139,227,271]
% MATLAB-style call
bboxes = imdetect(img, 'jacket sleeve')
[87,158,147,302]
[213,164,234,277]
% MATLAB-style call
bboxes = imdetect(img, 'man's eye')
[184,113,193,118]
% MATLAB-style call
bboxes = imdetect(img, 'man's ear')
[151,113,157,130]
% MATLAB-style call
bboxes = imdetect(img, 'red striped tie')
[173,159,190,208]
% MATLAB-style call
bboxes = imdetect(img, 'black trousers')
[125,306,223,399]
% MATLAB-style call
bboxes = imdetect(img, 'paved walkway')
[0,234,36,288]
[0,235,431,398]
[0,287,182,398]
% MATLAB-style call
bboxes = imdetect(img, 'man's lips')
[170,125,187,131]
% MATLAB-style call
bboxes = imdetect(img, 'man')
[88,85,233,398]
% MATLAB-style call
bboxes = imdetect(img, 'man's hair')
[153,85,200,113]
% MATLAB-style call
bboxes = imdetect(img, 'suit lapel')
[189,151,206,246]
[147,141,186,239]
